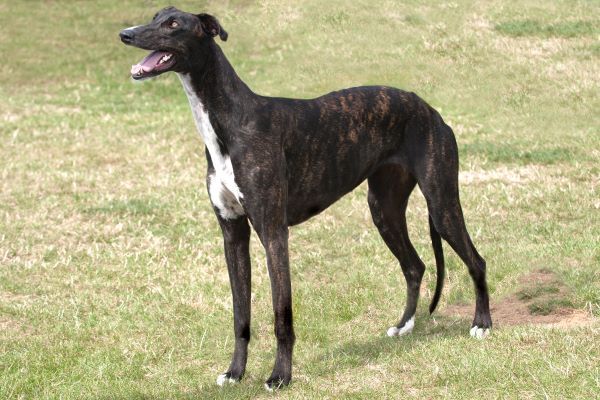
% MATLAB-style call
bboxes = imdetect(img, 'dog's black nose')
[119,30,134,44]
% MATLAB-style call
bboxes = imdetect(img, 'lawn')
[1,0,598,398]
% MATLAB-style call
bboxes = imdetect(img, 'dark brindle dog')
[120,6,492,390]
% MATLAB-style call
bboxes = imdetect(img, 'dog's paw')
[264,376,289,391]
[216,372,240,386]
[469,325,491,339]
[387,316,415,337]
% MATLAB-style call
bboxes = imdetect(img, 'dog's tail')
[428,215,445,314]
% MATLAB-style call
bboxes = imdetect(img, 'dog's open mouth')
[130,50,176,80]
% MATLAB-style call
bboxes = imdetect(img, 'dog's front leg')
[264,227,296,390]
[215,215,252,386]
[244,172,295,390]
[259,225,294,390]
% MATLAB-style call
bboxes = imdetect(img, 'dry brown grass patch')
[443,270,595,328]
[460,165,545,185]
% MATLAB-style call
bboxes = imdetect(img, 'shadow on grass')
[95,382,267,400]
[309,314,471,373]
[88,317,475,398]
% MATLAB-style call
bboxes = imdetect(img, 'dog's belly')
[286,190,353,226]
[285,147,386,225]
[284,146,376,225]
[285,133,403,226]
[281,86,414,225]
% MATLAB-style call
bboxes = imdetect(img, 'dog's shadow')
[101,318,472,398]
[308,315,471,372]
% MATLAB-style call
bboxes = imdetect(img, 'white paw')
[216,374,237,386]
[469,326,490,339]
[387,316,415,337]
[264,383,274,392]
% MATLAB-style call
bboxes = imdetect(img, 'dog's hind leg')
[424,190,491,338]
[411,115,492,338]
[425,193,491,338]
[368,163,424,337]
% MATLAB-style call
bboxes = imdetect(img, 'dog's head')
[119,6,227,80]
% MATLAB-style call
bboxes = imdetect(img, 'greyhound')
[119,6,492,390]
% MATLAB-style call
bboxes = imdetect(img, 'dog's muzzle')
[119,30,135,44]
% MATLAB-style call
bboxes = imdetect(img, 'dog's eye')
[169,20,179,29]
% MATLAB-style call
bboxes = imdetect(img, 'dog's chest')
[178,74,245,220]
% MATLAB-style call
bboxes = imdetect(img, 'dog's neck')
[177,40,259,188]
[178,41,255,144]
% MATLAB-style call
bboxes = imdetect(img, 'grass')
[1,0,599,398]
[516,285,560,301]
[528,298,574,316]
[495,19,599,38]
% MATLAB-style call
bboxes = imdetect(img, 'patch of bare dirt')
[442,270,594,328]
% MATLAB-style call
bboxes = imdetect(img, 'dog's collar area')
[130,50,175,79]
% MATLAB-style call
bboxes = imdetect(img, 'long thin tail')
[429,215,445,314]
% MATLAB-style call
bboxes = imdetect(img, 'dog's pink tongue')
[130,50,169,76]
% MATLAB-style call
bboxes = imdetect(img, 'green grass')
[495,19,599,38]
[528,298,575,316]
[1,0,599,398]
[516,285,560,301]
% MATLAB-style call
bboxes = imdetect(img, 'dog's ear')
[196,13,228,41]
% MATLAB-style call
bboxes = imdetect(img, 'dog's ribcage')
[178,73,245,219]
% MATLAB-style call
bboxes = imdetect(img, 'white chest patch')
[178,73,245,220]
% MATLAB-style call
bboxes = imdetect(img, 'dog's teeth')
[158,55,171,65]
